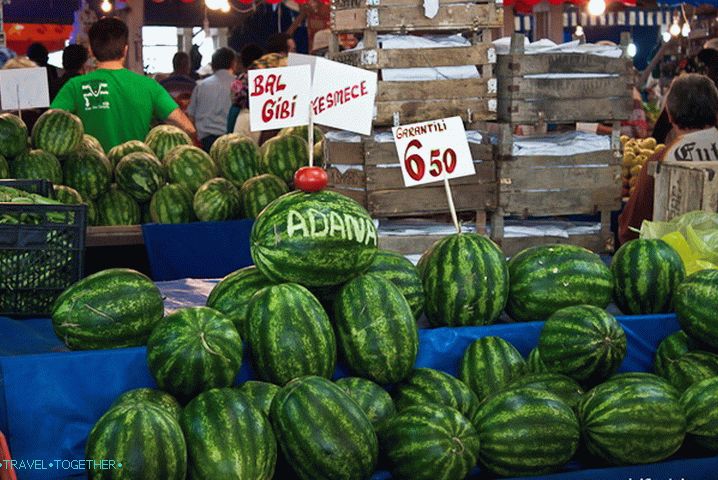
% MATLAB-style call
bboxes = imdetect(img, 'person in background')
[160,52,197,112]
[619,74,718,244]
[228,44,264,134]
[52,17,195,152]
[27,43,60,100]
[0,47,16,69]
[57,44,89,90]
[311,29,331,57]
[187,47,237,152]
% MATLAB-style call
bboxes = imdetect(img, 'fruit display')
[239,173,289,219]
[335,377,396,430]
[144,124,193,161]
[260,134,310,185]
[680,377,718,450]
[217,136,260,186]
[115,151,166,202]
[459,336,526,402]
[193,177,241,222]
[366,250,425,319]
[620,135,665,197]
[675,269,718,349]
[32,109,84,156]
[236,381,280,416]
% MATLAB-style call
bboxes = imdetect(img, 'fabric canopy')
[506,0,636,14]
[4,24,73,55]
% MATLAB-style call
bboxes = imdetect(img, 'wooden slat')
[326,166,367,188]
[499,232,610,257]
[375,98,495,126]
[377,78,493,102]
[499,165,620,191]
[327,187,368,207]
[652,160,718,221]
[330,45,492,69]
[365,161,495,190]
[499,150,620,167]
[499,189,621,216]
[495,54,633,76]
[324,139,364,165]
[368,183,492,216]
[333,0,495,10]
[498,76,631,101]
[86,225,143,247]
[497,96,633,124]
[332,4,501,32]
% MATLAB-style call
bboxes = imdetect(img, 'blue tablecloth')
[0,279,716,479]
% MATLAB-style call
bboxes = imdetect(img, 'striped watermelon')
[218,136,260,186]
[206,266,274,337]
[96,185,141,225]
[260,134,309,185]
[239,173,288,219]
[246,283,336,385]
[149,183,195,224]
[538,305,626,384]
[107,140,154,169]
[270,376,378,480]
[51,268,164,350]
[508,373,584,409]
[611,239,685,314]
[181,388,277,479]
[658,350,718,392]
[334,274,418,384]
[11,149,62,184]
[236,381,280,416]
[380,404,480,480]
[85,198,98,226]
[654,330,706,377]
[32,109,83,156]
[109,388,182,420]
[54,185,83,204]
[0,113,28,157]
[680,377,718,450]
[393,368,480,425]
[578,374,686,464]
[475,387,580,476]
[251,190,378,287]
[115,151,166,202]
[193,177,241,222]
[459,336,526,402]
[209,133,243,162]
[0,154,7,178]
[82,134,104,154]
[507,244,613,322]
[147,307,243,401]
[676,269,718,349]
[86,401,186,480]
[420,233,508,327]
[145,125,192,161]
[165,145,218,192]
[279,125,324,145]
[335,377,396,430]
[366,250,425,320]
[62,145,112,200]
[527,347,548,373]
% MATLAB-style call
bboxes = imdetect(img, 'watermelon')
[419,233,508,327]
[260,134,309,185]
[181,388,277,479]
[86,401,186,480]
[206,266,274,337]
[538,305,627,384]
[0,154,7,178]
[475,387,580,476]
[654,330,706,377]
[335,377,396,430]
[270,376,377,480]
[247,284,336,385]
[680,377,718,450]
[109,388,182,420]
[96,185,141,225]
[147,307,243,401]
[145,125,192,161]
[658,350,718,392]
[236,381,280,416]
[676,269,718,349]
[334,274,418,384]
[279,125,324,145]
[366,250,424,320]
[107,140,154,169]
[11,149,62,184]
[149,184,195,224]
[0,113,28,157]
[54,185,83,204]
[218,136,260,186]
[578,374,686,464]
[115,151,166,202]
[165,145,218,192]
[380,404,480,480]
[85,198,98,226]
[508,373,584,409]
[209,132,244,162]
[193,177,241,222]
[32,109,83,156]
[459,336,526,402]
[393,368,480,424]
[250,190,378,287]
[527,347,548,373]
[82,134,104,154]
[62,145,112,200]
[239,173,288,219]
[611,239,685,315]
[507,244,613,322]
[314,139,324,166]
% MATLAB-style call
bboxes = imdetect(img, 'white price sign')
[392,116,475,187]
[0,67,50,111]
[249,65,312,132]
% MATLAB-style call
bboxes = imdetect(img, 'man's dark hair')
[172,51,191,74]
[62,44,89,72]
[27,43,49,65]
[667,74,718,130]
[267,33,291,54]
[211,47,236,71]
[88,17,129,62]
[240,44,264,69]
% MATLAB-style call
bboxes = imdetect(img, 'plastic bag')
[640,211,718,274]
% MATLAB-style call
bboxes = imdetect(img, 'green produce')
[96,185,140,225]
[193,177,241,222]
[149,183,195,224]
[53,185,83,204]
[86,198,98,225]
[82,134,104,153]
[419,233,508,326]
[278,125,324,145]
[270,376,377,480]
[508,373,584,409]
[32,109,83,156]
[218,136,260,186]
[335,377,396,430]
[0,113,28,157]
[62,145,112,199]
[209,132,243,162]
[12,149,62,184]
[527,347,548,373]
[507,244,613,322]
[0,154,7,178]
[181,388,276,479]
[109,388,182,420]
[236,381,280,416]
[165,145,218,192]
[680,377,718,450]
[366,250,424,320]
[145,125,192,161]
[475,387,580,476]
[676,269,718,349]
[459,336,526,402]
[314,140,323,166]
[250,190,378,287]
[334,274,418,384]
[115,151,166,202]
[659,350,718,392]
[654,330,705,377]
[51,268,164,350]
[260,134,309,185]
[247,284,336,385]
[107,140,154,169]
[239,173,288,219]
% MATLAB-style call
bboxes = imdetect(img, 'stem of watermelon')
[443,176,460,233]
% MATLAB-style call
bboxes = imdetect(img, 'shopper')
[51,17,196,152]
[187,47,237,152]
[619,73,718,244]
[228,44,264,133]
[57,44,89,90]
[27,42,60,99]
[160,52,196,111]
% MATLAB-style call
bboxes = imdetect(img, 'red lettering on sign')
[261,95,298,123]
[251,75,265,96]
[252,74,287,97]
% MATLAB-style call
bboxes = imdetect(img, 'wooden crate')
[496,33,634,125]
[652,160,718,222]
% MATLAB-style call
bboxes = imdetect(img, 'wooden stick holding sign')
[308,105,314,167]
[443,176,460,233]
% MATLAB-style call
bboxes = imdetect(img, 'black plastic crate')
[0,179,55,198]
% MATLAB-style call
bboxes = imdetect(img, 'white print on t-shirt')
[81,82,110,111]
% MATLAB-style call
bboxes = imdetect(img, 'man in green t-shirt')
[52,17,196,152]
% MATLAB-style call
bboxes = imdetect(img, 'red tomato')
[294,166,328,192]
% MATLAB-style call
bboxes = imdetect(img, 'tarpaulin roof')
[3,0,80,25]
[4,23,73,54]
